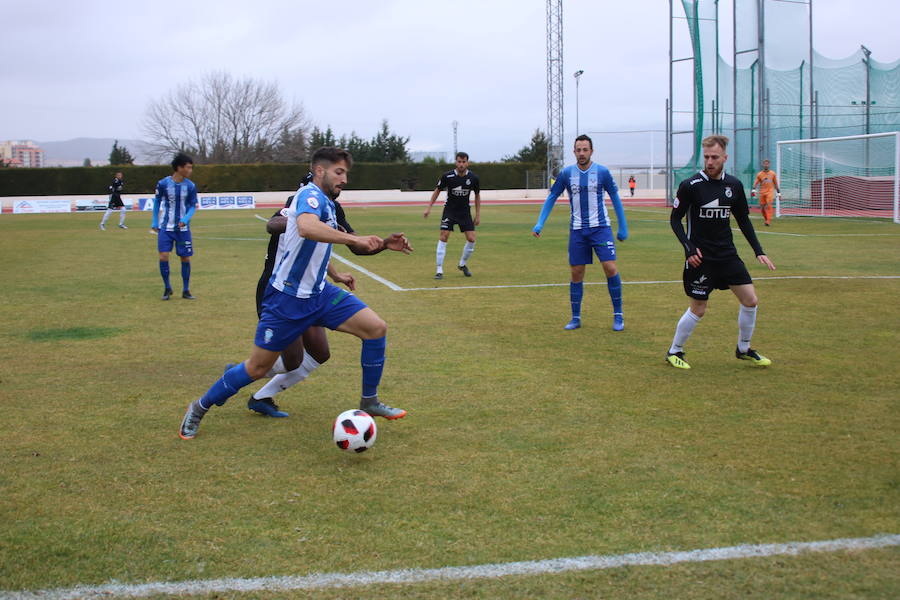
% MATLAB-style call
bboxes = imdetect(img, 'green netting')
[672,0,900,195]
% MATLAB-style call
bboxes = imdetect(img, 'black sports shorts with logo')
[683,256,752,299]
[108,195,124,209]
[440,206,474,232]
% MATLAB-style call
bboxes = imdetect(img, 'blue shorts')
[158,229,194,257]
[568,226,616,266]
[254,282,367,351]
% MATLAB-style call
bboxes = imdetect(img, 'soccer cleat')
[179,400,207,439]
[612,313,625,331]
[182,290,195,300]
[458,265,472,277]
[248,396,289,418]
[666,352,691,369]
[118,224,128,229]
[162,288,173,301]
[564,317,581,330]
[735,347,772,366]
[99,223,106,230]
[434,272,443,280]
[360,397,407,420]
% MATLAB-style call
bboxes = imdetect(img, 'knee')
[307,347,331,364]
[690,303,707,318]
[243,361,269,380]
[365,318,387,339]
[741,296,759,309]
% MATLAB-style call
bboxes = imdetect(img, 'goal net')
[776,132,900,223]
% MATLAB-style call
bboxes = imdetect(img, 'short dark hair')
[574,134,593,150]
[311,147,353,171]
[456,152,469,161]
[171,153,193,171]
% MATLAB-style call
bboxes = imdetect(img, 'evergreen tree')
[109,140,135,165]
[503,129,548,163]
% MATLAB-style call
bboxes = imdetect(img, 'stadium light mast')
[574,70,584,137]
[452,120,459,158]
[546,0,564,184]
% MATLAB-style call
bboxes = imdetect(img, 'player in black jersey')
[99,171,127,230]
[423,152,481,279]
[665,135,776,370]
[247,174,412,417]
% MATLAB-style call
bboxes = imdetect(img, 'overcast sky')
[2,0,898,162]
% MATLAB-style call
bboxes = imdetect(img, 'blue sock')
[607,273,623,314]
[159,261,171,289]
[360,336,386,398]
[198,363,255,410]
[181,261,191,291]
[570,281,583,320]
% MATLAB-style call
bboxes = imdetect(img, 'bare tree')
[142,72,309,164]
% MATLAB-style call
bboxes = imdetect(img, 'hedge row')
[0,162,544,196]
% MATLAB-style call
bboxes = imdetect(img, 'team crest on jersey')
[466,179,471,185]
[725,187,733,198]
[673,198,680,208]
[307,195,319,209]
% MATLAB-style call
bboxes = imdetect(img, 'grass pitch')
[0,205,898,598]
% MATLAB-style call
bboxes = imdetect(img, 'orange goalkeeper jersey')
[754,169,778,196]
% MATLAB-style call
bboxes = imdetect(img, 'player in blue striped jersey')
[152,153,198,300]
[532,135,629,331]
[180,147,407,440]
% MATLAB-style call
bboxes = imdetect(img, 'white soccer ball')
[332,409,377,453]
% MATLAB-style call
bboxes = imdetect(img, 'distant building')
[0,140,44,168]
[409,150,450,163]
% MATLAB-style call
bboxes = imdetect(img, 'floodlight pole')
[452,120,459,158]
[574,70,584,137]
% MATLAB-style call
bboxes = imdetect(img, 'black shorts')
[440,206,474,232]
[682,256,752,300]
[108,195,124,209]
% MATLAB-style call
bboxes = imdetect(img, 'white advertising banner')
[13,199,72,213]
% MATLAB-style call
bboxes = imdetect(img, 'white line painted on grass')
[331,252,405,291]
[4,534,897,599]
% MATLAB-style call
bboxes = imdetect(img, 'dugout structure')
[777,131,900,223]
[667,0,900,202]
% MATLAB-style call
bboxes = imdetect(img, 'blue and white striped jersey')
[152,176,198,231]
[548,163,619,230]
[269,183,338,298]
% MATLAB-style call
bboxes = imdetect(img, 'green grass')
[0,206,898,598]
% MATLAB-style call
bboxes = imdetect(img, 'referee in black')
[665,135,776,370]
[423,151,481,279]
[99,171,127,230]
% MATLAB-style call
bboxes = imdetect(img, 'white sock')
[100,209,112,225]
[264,356,286,378]
[436,240,447,272]
[669,308,701,354]
[459,241,475,266]
[119,207,127,225]
[255,354,321,400]
[737,305,758,353]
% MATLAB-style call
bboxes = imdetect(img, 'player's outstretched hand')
[758,254,776,271]
[332,271,356,291]
[423,208,430,218]
[617,229,628,242]
[532,226,542,238]
[385,233,413,254]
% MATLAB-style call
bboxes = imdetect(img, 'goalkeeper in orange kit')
[752,159,780,226]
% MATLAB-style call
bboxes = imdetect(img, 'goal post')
[776,132,900,223]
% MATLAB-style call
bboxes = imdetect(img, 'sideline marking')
[331,252,404,291]
[5,534,897,599]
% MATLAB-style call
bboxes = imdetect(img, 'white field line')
[331,252,404,291]
[4,534,897,599]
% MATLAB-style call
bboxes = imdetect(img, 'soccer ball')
[332,409,377,453]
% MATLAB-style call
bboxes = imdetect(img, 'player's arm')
[423,187,441,218]
[732,187,775,270]
[473,177,481,226]
[327,261,355,290]
[605,170,628,241]
[180,186,198,229]
[533,172,568,236]
[151,184,162,231]
[297,213,381,252]
[267,214,288,235]
[670,183,701,266]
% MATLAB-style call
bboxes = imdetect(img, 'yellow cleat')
[735,347,772,366]
[666,352,691,369]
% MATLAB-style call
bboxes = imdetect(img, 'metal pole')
[809,0,814,139]
[667,0,673,204]
[574,70,584,137]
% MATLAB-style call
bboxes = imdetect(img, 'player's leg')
[761,196,773,226]
[100,208,112,229]
[118,206,127,228]
[730,282,771,366]
[592,227,624,330]
[157,231,174,299]
[435,226,451,279]
[457,219,476,277]
[249,327,331,417]
[329,294,405,419]
[667,262,713,369]
[176,231,195,299]
[565,230,592,330]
